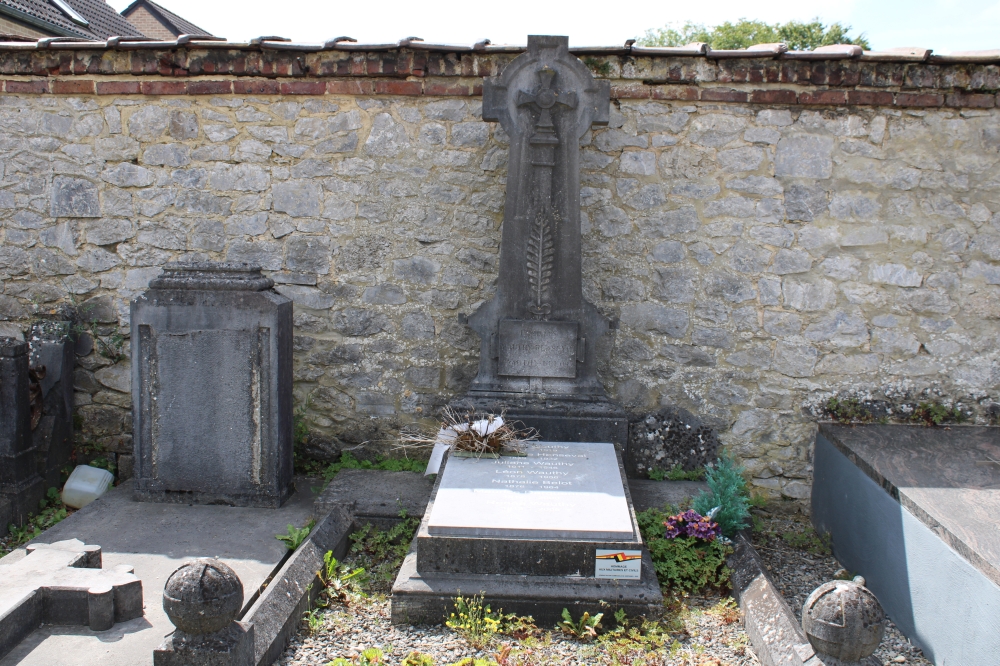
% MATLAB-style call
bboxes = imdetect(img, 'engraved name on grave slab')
[427,441,633,540]
[497,320,578,379]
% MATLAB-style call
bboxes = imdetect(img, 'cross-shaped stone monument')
[0,539,143,659]
[455,35,626,445]
[394,36,660,627]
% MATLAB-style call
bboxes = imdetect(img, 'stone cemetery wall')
[2,45,1000,497]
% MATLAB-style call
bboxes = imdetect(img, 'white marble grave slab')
[427,441,634,540]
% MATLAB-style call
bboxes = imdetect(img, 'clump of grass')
[3,488,71,556]
[823,397,881,423]
[649,465,706,481]
[322,451,427,481]
[907,402,966,427]
[583,56,612,76]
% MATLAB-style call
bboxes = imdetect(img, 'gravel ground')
[278,592,757,665]
[750,504,931,666]
[278,503,937,666]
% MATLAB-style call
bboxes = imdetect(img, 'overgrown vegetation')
[319,451,427,480]
[347,510,420,592]
[692,454,751,537]
[2,487,71,557]
[329,647,386,665]
[319,551,368,605]
[639,18,870,50]
[824,396,967,426]
[648,465,706,481]
[637,506,732,593]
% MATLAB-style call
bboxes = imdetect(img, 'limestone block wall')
[1,47,999,497]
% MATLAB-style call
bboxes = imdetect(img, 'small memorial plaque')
[427,441,634,540]
[595,549,643,579]
[497,320,578,378]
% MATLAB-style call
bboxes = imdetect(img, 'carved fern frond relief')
[527,208,554,316]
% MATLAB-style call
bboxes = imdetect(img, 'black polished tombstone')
[452,35,627,446]
[0,337,45,529]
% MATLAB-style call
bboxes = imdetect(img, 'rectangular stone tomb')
[426,441,633,540]
[813,424,1000,666]
[131,263,293,508]
[392,441,662,625]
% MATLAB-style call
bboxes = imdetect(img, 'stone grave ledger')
[426,441,634,540]
[453,35,626,446]
[392,440,663,625]
[131,263,294,508]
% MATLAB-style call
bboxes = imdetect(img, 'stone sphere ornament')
[162,558,244,635]
[802,575,886,663]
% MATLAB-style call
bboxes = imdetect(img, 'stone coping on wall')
[0,44,999,108]
[0,77,995,109]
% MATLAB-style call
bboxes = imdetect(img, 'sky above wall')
[109,0,1000,53]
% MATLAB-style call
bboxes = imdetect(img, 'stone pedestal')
[0,337,45,528]
[391,442,662,625]
[451,35,625,446]
[154,558,254,666]
[28,321,76,489]
[154,623,255,666]
[131,263,293,508]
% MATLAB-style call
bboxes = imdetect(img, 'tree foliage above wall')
[638,18,871,51]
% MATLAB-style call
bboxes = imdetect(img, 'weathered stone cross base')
[0,539,143,660]
[451,393,629,449]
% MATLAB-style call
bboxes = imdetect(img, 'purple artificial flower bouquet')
[663,509,721,542]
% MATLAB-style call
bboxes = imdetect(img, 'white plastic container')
[61,465,114,509]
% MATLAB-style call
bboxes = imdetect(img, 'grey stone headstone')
[131,263,294,508]
[0,337,45,528]
[453,35,626,445]
[0,539,143,661]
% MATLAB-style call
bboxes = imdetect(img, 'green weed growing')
[2,487,70,556]
[276,519,315,550]
[557,608,603,641]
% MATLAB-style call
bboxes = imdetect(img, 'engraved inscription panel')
[427,441,634,540]
[497,320,577,378]
[151,329,257,493]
